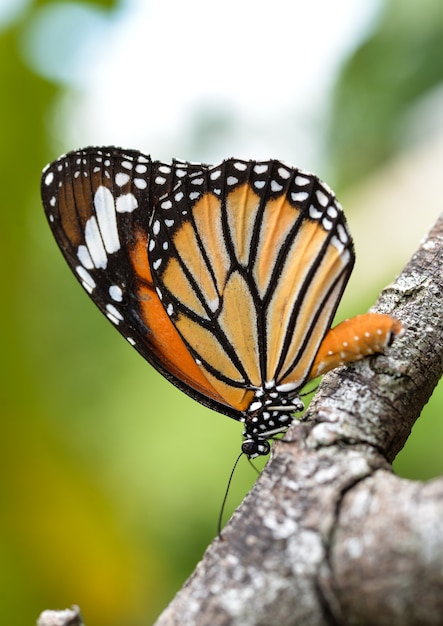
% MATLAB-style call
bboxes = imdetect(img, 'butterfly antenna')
[217,451,243,539]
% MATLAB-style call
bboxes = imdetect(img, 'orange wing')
[148,159,355,411]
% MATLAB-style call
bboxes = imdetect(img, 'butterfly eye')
[241,438,271,458]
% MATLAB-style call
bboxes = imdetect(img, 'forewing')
[41,146,236,416]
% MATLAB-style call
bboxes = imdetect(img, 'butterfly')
[41,147,403,458]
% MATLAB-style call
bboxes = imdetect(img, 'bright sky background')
[20,0,383,170]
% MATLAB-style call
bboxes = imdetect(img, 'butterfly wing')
[41,146,239,416]
[148,159,355,410]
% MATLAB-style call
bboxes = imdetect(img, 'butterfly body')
[42,147,402,457]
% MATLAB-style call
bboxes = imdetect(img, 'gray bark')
[37,606,84,626]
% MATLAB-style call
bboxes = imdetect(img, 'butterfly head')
[240,386,305,458]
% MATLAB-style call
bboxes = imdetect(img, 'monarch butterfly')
[41,147,403,458]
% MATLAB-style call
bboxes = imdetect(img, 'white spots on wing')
[227,176,238,186]
[152,220,161,236]
[233,161,247,171]
[276,381,299,393]
[106,303,123,324]
[254,164,268,174]
[85,216,108,269]
[134,178,147,189]
[210,169,221,180]
[166,302,174,316]
[49,196,56,207]
[331,235,351,252]
[158,165,171,174]
[109,285,123,301]
[155,176,166,185]
[77,245,94,269]
[295,175,310,186]
[104,159,111,167]
[135,163,147,174]
[148,239,155,251]
[44,171,54,186]
[116,193,138,213]
[278,167,290,179]
[191,177,204,185]
[322,218,333,231]
[331,235,345,253]
[164,218,174,227]
[309,205,323,220]
[189,191,200,200]
[94,186,120,254]
[115,172,130,186]
[75,265,96,293]
[254,180,266,189]
[271,180,283,192]
[336,223,348,244]
[127,337,136,346]
[249,400,263,412]
[327,205,338,219]
[161,199,172,210]
[120,160,133,170]
[175,191,184,202]
[291,191,308,202]
[79,183,127,270]
[316,190,329,207]
[152,258,162,270]
[175,169,186,177]
[207,297,219,312]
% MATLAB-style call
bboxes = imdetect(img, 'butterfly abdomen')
[309,313,404,380]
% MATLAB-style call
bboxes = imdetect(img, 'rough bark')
[154,213,443,626]
[37,606,84,626]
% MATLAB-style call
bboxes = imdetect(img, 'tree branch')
[37,606,84,626]
[154,212,443,626]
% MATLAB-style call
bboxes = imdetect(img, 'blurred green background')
[1,0,442,624]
